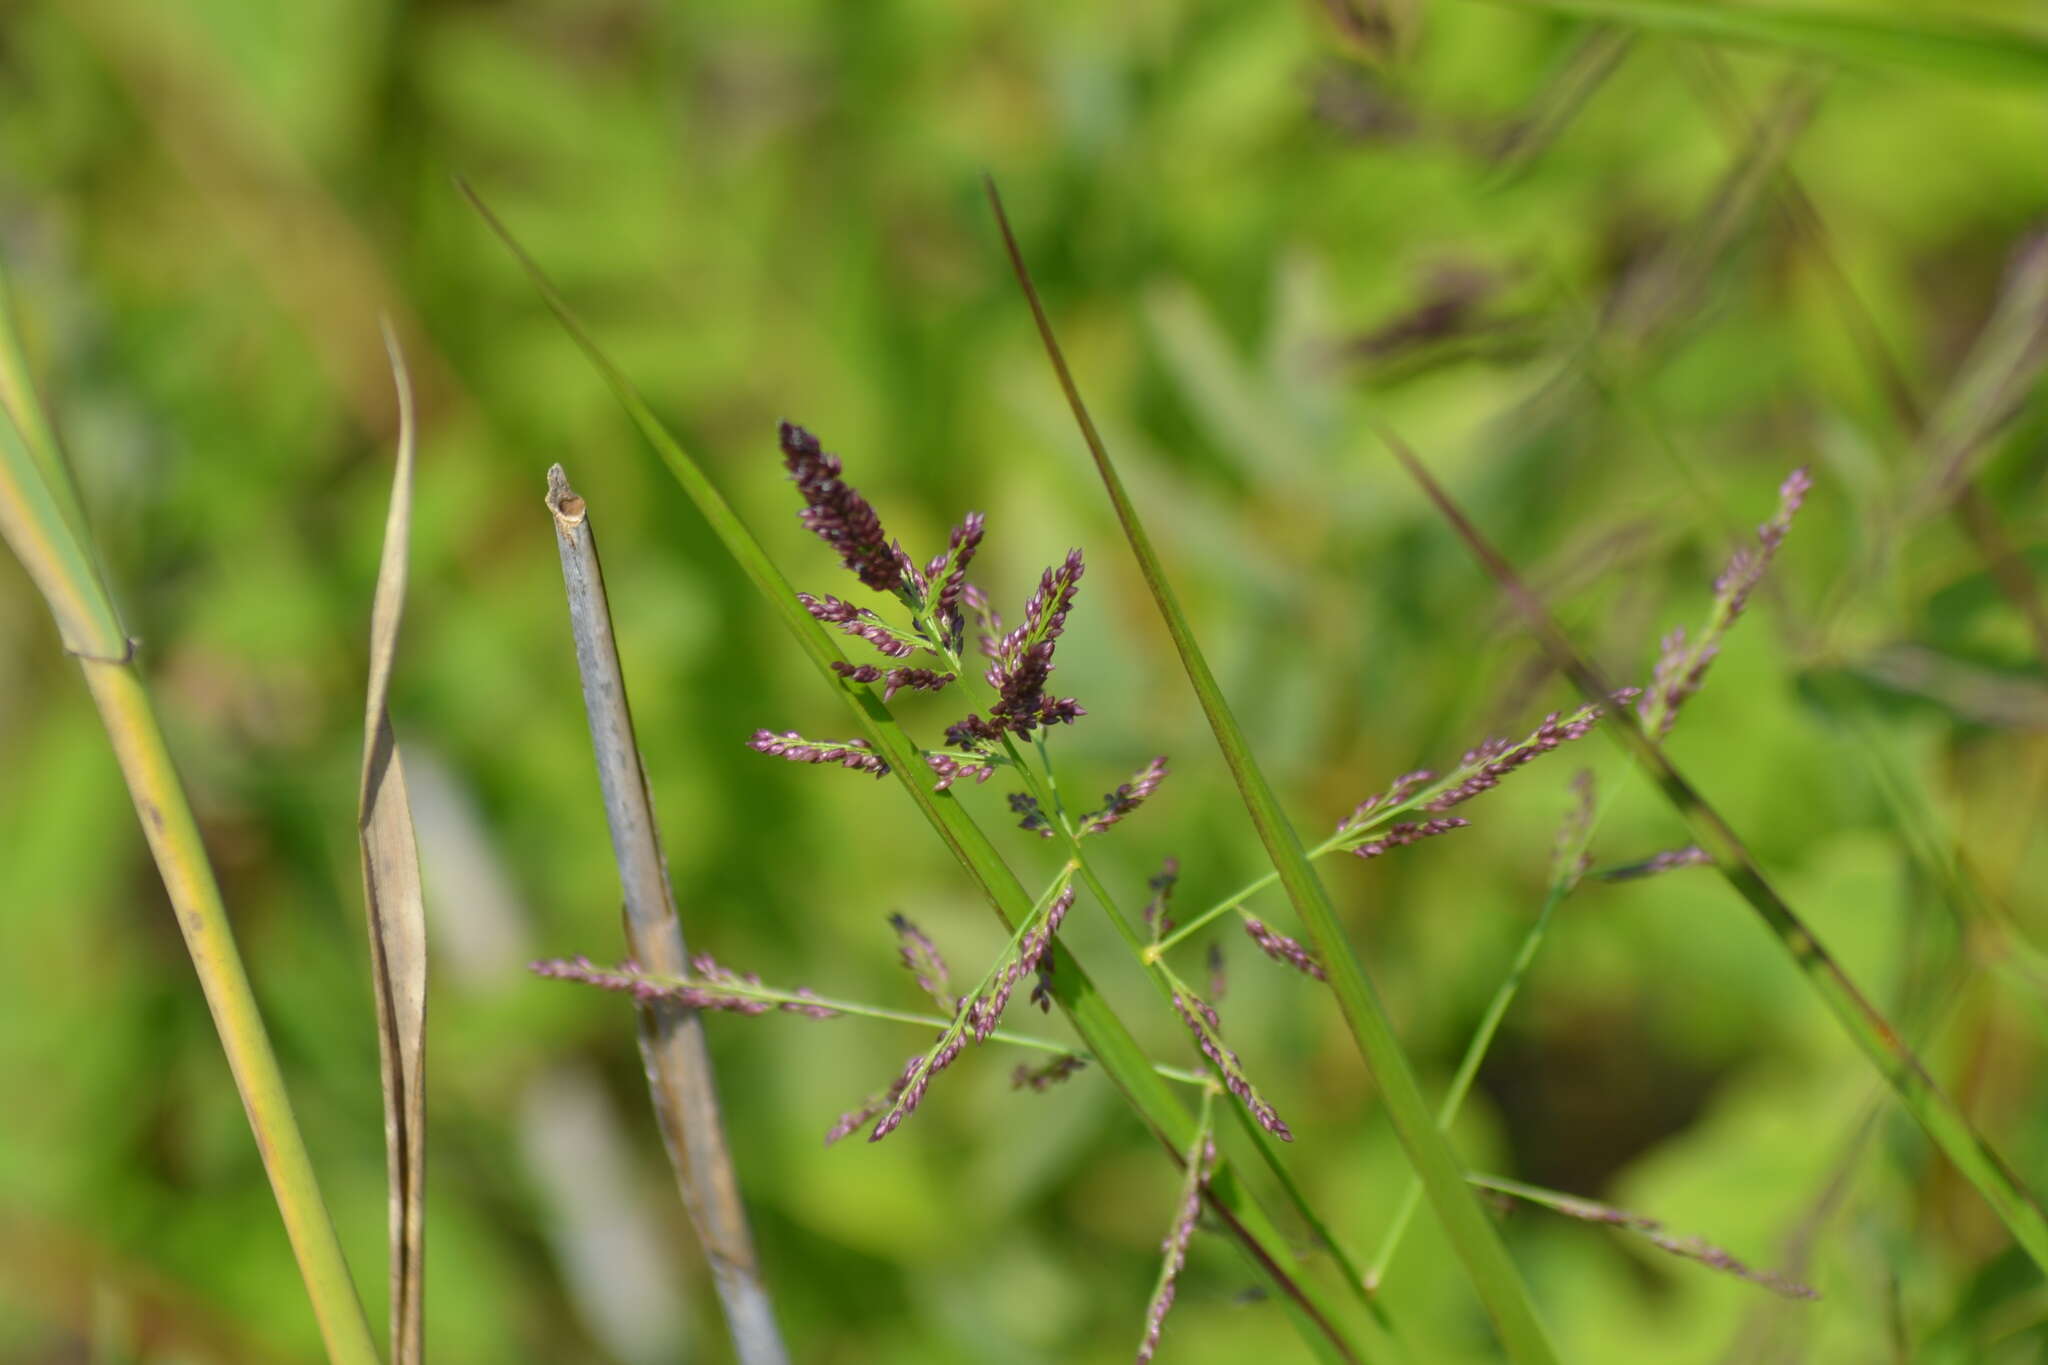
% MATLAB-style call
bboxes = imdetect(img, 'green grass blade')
[460,180,1373,1365]
[1477,0,2048,85]
[0,262,380,1365]
[985,177,1561,1365]
[1386,430,2048,1278]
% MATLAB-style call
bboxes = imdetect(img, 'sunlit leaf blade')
[1385,428,2048,1278]
[460,179,1370,1365]
[1483,0,2048,85]
[985,175,1562,1365]
[360,324,428,1365]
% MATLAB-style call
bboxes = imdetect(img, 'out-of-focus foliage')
[2,1,2046,1361]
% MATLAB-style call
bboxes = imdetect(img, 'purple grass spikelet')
[530,956,838,1017]
[1009,792,1056,838]
[1136,1130,1218,1364]
[1552,769,1598,893]
[1337,769,1436,834]
[925,751,995,791]
[834,659,959,699]
[962,583,1005,659]
[928,512,985,645]
[826,1059,917,1146]
[944,713,1004,748]
[1173,991,1292,1140]
[1350,816,1469,860]
[889,912,953,1010]
[1642,467,1812,734]
[1144,857,1180,940]
[1422,695,1635,811]
[1206,942,1228,1000]
[1242,919,1327,981]
[779,421,904,594]
[1012,1054,1087,1091]
[1078,757,1170,835]
[986,549,1087,734]
[1602,844,1713,881]
[797,593,920,657]
[747,728,890,778]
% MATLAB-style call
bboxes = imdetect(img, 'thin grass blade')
[460,180,1371,1365]
[359,326,428,1365]
[1478,0,2048,86]
[1384,429,2048,1276]
[985,176,1560,1365]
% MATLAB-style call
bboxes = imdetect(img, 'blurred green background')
[3,0,2047,1361]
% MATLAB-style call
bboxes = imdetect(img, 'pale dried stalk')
[546,465,787,1365]
[359,327,427,1365]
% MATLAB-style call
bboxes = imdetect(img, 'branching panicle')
[867,877,1076,1141]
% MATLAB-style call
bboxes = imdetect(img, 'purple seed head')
[779,421,903,594]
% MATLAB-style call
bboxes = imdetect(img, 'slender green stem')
[1366,777,1612,1291]
[1149,832,1346,960]
[990,176,1562,1365]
